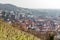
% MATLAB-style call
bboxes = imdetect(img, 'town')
[0,0,60,40]
[0,10,60,32]
[0,10,60,40]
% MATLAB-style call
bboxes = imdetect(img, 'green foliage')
[0,22,40,40]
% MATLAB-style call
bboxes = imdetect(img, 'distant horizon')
[1,3,60,9]
[0,3,60,10]
[0,0,60,9]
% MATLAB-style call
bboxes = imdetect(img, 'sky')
[0,0,60,9]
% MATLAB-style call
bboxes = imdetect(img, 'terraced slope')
[0,21,41,40]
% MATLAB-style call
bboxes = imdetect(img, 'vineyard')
[0,20,41,40]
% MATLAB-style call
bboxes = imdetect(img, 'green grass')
[0,21,41,40]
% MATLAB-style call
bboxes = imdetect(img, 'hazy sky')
[0,0,60,9]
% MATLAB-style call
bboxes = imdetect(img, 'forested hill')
[0,3,60,16]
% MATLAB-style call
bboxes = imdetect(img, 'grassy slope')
[0,21,41,40]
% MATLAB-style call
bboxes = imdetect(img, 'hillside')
[0,3,60,16]
[0,20,41,40]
